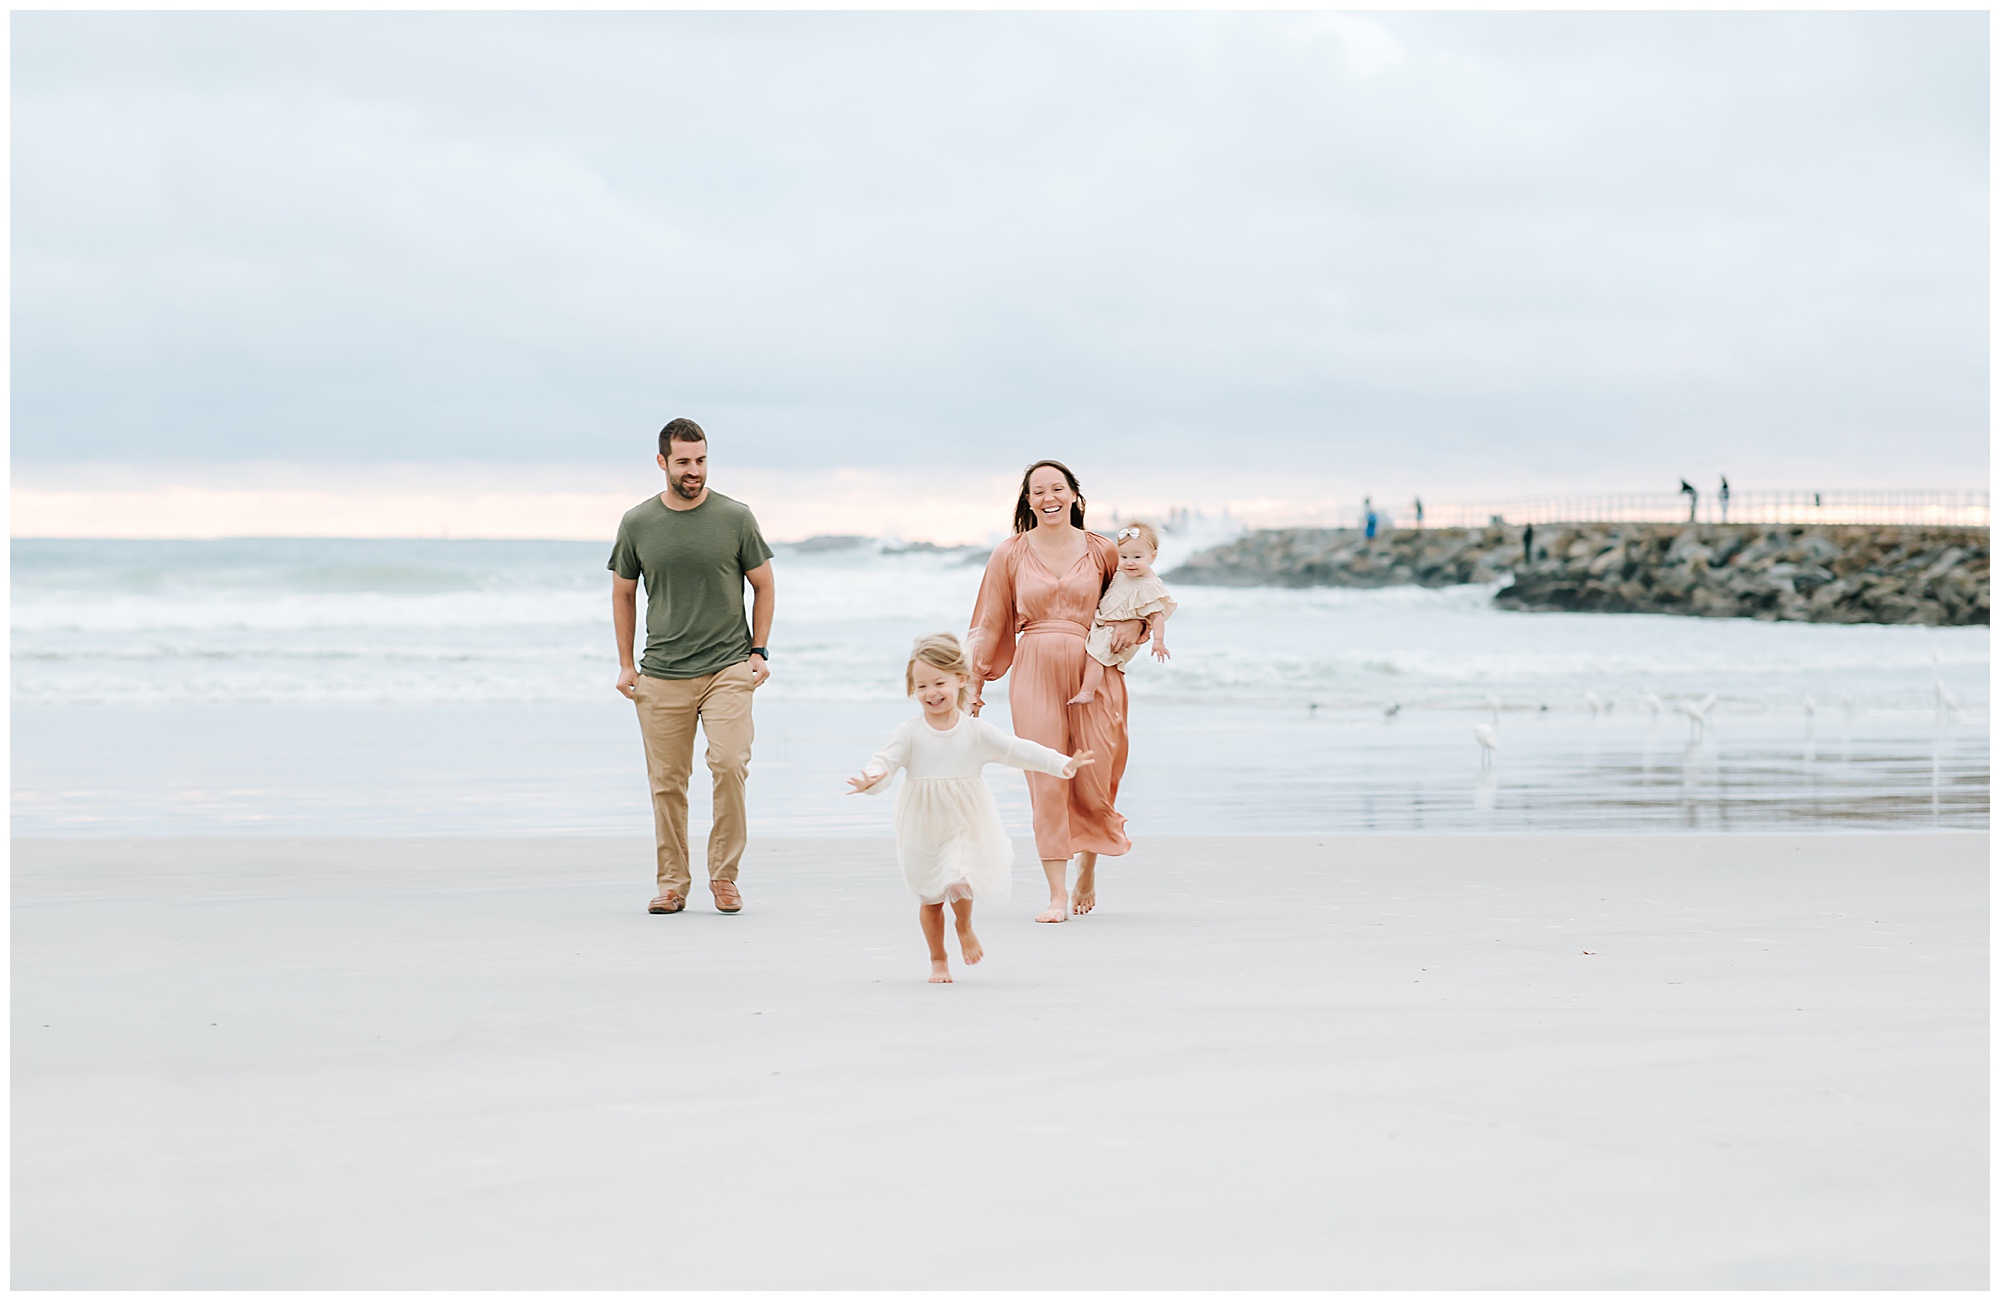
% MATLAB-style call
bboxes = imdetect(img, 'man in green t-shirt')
[609,418,775,916]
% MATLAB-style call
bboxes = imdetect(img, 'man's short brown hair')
[659,418,707,457]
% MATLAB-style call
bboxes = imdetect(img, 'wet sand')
[12,700,1991,836]
[11,833,1987,1288]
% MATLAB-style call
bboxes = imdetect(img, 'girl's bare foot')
[1035,894,1069,923]
[1067,689,1096,705]
[929,960,953,983]
[957,925,984,965]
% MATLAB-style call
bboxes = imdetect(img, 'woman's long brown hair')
[1012,459,1087,534]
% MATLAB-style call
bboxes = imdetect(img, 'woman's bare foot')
[929,960,953,983]
[1073,858,1097,914]
[1035,894,1069,923]
[957,925,984,964]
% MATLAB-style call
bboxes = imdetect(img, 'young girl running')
[848,633,1095,983]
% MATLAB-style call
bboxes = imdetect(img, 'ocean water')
[11,537,1989,836]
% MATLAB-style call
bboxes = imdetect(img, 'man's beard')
[670,475,705,500]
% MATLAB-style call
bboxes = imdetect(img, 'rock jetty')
[1166,525,1520,589]
[1167,523,1989,626]
[1498,524,1988,626]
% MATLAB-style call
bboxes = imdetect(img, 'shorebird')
[1645,691,1665,717]
[1473,723,1499,768]
[1921,647,1958,713]
[1803,694,1817,717]
[1679,693,1717,732]
[1484,692,1502,722]
[1383,702,1401,718]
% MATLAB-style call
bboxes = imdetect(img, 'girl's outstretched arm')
[1148,609,1171,661]
[973,716,1085,779]
[849,723,911,794]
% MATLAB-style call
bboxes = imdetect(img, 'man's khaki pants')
[632,662,757,899]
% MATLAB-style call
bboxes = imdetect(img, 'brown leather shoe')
[712,881,743,913]
[647,890,685,914]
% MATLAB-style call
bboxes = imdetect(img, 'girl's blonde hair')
[1113,520,1160,554]
[906,632,975,710]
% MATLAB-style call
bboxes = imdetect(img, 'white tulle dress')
[859,712,1076,905]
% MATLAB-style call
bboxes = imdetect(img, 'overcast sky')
[12,10,1990,495]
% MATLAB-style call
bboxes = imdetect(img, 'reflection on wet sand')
[10,698,1990,838]
[1448,718,1983,831]
[1120,703,1988,835]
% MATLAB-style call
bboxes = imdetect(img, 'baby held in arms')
[1070,521,1177,707]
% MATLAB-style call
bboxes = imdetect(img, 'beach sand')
[12,833,1987,1288]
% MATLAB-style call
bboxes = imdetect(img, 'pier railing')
[1256,489,1990,531]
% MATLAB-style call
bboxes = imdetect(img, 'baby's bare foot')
[929,960,953,983]
[1067,690,1096,705]
[957,925,984,964]
[1035,895,1069,923]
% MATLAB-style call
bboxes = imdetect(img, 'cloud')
[10,11,1988,487]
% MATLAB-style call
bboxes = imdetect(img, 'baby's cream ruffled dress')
[1084,573,1178,668]
[859,713,1074,904]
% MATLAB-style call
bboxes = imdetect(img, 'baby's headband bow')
[1116,527,1142,540]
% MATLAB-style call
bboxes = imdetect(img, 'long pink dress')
[966,531,1132,861]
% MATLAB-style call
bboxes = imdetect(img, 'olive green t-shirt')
[608,491,774,680]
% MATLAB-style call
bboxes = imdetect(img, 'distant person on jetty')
[610,417,775,916]
[1364,496,1378,539]
[1679,479,1699,522]
[1719,475,1731,523]
[1070,522,1176,714]
[849,633,1096,982]
[1522,522,1535,566]
[967,460,1142,922]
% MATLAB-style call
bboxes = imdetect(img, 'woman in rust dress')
[966,460,1146,922]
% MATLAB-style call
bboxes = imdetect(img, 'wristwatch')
[749,646,769,660]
